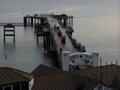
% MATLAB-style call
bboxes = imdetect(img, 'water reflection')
[0,27,56,72]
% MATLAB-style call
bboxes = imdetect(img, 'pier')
[1,14,86,69]
[32,14,86,68]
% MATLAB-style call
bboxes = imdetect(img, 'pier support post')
[24,17,27,27]
[24,15,34,27]
[45,32,50,49]
[34,18,36,26]
[48,32,50,48]
[69,17,73,27]
[63,19,67,27]
[36,25,43,43]
[31,17,33,26]
[3,24,15,43]
[43,32,46,49]
[42,32,51,49]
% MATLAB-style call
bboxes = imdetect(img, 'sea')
[0,0,120,72]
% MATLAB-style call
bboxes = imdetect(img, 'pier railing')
[0,22,37,26]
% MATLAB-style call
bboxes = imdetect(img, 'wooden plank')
[4,30,14,32]
[4,34,14,36]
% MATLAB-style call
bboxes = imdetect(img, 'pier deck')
[46,15,76,68]
[47,16,75,52]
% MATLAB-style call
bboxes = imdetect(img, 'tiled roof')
[31,64,66,77]
[32,73,75,90]
[31,64,98,90]
[31,64,120,90]
[72,64,120,86]
[0,67,32,85]
[74,75,98,90]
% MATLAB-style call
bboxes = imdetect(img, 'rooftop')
[0,67,32,86]
[71,64,120,86]
[0,64,120,89]
[31,65,99,90]
[31,64,66,77]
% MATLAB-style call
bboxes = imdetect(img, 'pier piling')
[23,15,34,27]
[3,24,15,43]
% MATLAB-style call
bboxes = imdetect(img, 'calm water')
[0,0,120,72]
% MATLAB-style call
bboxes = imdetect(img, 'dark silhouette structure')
[0,67,32,90]
[3,24,15,43]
